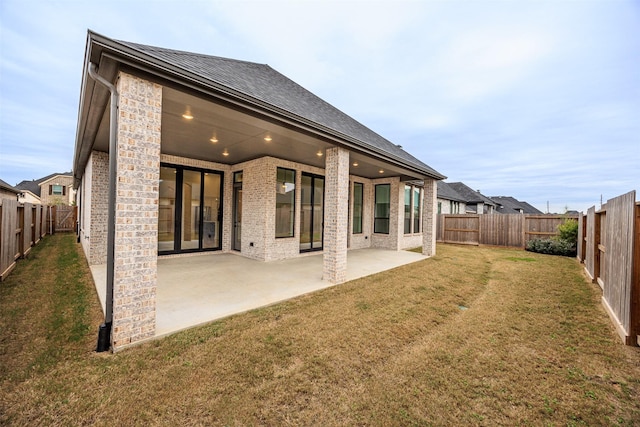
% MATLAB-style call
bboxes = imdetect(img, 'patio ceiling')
[93,87,423,180]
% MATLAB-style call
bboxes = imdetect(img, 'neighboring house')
[73,31,445,348]
[16,172,74,205]
[0,179,19,201]
[491,196,543,214]
[436,181,466,214]
[447,182,496,214]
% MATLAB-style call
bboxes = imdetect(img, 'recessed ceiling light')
[379,169,384,174]
[316,150,323,157]
[352,162,358,167]
[210,136,218,143]
[264,135,272,142]
[222,149,229,157]
[182,106,194,120]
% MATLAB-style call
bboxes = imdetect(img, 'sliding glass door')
[158,164,223,254]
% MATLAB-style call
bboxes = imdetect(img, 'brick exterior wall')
[422,178,437,257]
[323,147,349,284]
[111,72,162,350]
[80,150,109,265]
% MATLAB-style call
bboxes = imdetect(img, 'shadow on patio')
[90,248,427,337]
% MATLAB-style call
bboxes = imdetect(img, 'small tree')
[557,218,578,246]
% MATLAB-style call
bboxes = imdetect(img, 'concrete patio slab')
[89,248,427,338]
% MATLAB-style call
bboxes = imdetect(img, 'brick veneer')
[422,178,437,256]
[83,151,109,265]
[111,72,162,349]
[323,147,349,284]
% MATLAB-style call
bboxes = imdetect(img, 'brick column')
[323,147,349,284]
[422,178,437,257]
[111,72,162,349]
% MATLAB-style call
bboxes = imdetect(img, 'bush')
[526,238,576,257]
[557,218,578,246]
[526,218,578,257]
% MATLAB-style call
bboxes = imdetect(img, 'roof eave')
[78,31,445,181]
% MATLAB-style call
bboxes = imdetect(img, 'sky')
[1,0,638,213]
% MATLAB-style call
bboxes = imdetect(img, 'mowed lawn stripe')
[1,235,638,426]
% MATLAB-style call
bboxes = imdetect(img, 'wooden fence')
[578,190,639,346]
[436,214,575,248]
[0,201,76,281]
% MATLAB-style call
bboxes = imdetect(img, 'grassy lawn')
[1,234,639,426]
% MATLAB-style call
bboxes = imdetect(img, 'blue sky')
[1,0,638,213]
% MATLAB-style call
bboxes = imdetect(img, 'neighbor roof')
[16,172,72,197]
[491,196,542,214]
[437,181,466,203]
[78,31,444,181]
[447,182,496,206]
[0,178,19,194]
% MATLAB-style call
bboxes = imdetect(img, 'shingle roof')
[114,38,444,179]
[447,182,496,206]
[491,196,543,214]
[0,178,19,194]
[15,172,72,197]
[437,181,466,202]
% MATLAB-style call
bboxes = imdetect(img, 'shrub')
[526,218,578,257]
[557,218,578,246]
[526,238,576,257]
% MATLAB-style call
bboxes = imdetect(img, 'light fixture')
[352,162,358,167]
[210,135,218,143]
[182,106,194,120]
[316,150,323,157]
[264,135,272,142]
[379,169,384,174]
[222,149,229,157]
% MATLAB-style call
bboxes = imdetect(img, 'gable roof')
[0,178,19,194]
[447,182,496,206]
[76,31,444,181]
[491,196,543,214]
[436,181,466,202]
[15,172,72,197]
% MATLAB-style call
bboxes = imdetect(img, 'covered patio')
[91,248,427,338]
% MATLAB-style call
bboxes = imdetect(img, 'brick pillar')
[422,178,437,257]
[323,147,349,284]
[111,72,162,349]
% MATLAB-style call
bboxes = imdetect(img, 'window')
[404,185,411,234]
[438,202,442,214]
[352,182,363,234]
[404,185,422,234]
[413,187,421,233]
[50,184,65,196]
[374,184,390,234]
[276,168,295,238]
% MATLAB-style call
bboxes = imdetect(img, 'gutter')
[87,62,117,353]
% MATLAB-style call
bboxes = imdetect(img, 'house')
[0,179,19,201]
[15,172,75,205]
[447,182,496,214]
[73,31,445,349]
[436,181,467,214]
[491,196,542,214]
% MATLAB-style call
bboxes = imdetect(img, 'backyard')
[1,233,638,425]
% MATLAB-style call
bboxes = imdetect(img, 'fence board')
[581,190,639,346]
[437,214,572,249]
[1,200,19,280]
[0,201,48,281]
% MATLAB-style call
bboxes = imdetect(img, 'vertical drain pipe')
[88,63,118,352]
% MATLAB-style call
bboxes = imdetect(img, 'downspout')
[87,62,118,353]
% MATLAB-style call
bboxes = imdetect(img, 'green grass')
[1,234,639,425]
